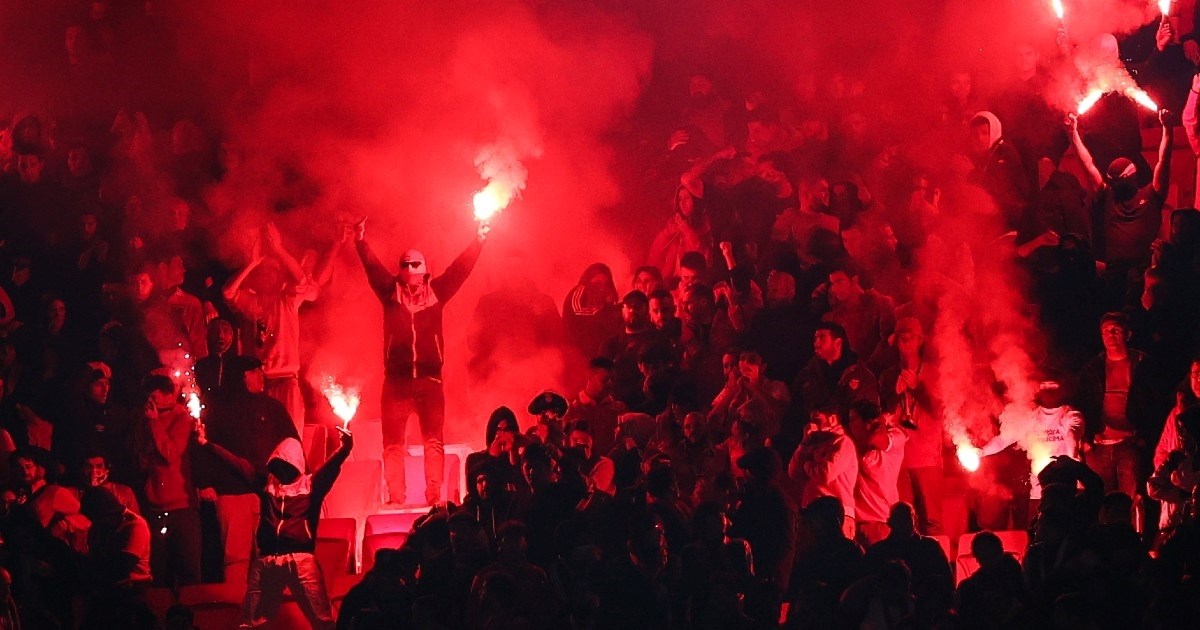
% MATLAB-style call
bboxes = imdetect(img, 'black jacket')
[206,437,349,555]
[1075,349,1168,443]
[356,238,483,379]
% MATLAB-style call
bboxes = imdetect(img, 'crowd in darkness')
[5,1,1200,629]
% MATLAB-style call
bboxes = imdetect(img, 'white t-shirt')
[855,426,908,523]
[982,406,1082,500]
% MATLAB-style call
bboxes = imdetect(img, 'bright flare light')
[1161,0,1173,16]
[1051,0,1064,20]
[1125,87,1159,112]
[186,392,202,421]
[1077,90,1104,115]
[472,180,513,222]
[957,445,982,472]
[321,376,360,429]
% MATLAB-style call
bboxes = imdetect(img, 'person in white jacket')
[789,405,859,539]
[971,379,1083,519]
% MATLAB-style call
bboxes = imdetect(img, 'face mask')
[1111,177,1138,202]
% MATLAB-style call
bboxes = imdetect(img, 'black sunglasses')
[400,261,424,269]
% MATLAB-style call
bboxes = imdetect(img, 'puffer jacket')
[356,238,483,379]
[206,437,350,555]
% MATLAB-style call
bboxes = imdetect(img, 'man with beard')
[1068,109,1174,291]
[600,291,658,407]
[57,362,136,485]
[793,321,879,422]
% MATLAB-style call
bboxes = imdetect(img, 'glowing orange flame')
[957,445,982,472]
[1051,0,1064,20]
[1077,90,1104,115]
[1125,87,1159,112]
[321,375,360,429]
[472,180,512,222]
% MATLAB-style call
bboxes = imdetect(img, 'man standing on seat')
[355,220,486,506]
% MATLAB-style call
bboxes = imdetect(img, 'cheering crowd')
[4,1,1200,629]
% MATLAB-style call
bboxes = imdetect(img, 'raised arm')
[1153,109,1175,197]
[680,146,738,198]
[1066,114,1104,190]
[222,237,265,302]
[264,222,307,284]
[354,222,399,303]
[431,233,485,303]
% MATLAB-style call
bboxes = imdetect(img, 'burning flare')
[186,391,203,421]
[1125,87,1159,112]
[957,444,982,473]
[472,180,513,222]
[1077,89,1104,115]
[1051,0,1064,20]
[1161,0,1173,16]
[321,375,361,429]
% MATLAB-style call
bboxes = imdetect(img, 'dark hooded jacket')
[205,436,349,555]
[356,238,483,379]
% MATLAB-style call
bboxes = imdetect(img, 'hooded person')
[198,429,353,630]
[966,111,1030,230]
[354,219,487,507]
[464,406,521,498]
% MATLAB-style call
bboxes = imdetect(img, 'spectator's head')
[584,357,615,400]
[80,212,99,240]
[757,152,794,191]
[527,390,568,421]
[678,251,707,291]
[848,399,883,444]
[813,322,849,364]
[628,515,669,570]
[880,560,913,601]
[496,520,529,561]
[522,443,559,490]
[1189,356,1200,401]
[969,112,1000,153]
[15,147,44,184]
[1099,312,1130,357]
[648,289,676,329]
[485,405,518,447]
[766,269,796,304]
[1100,491,1134,525]
[804,496,847,539]
[620,290,650,329]
[66,143,92,178]
[127,264,156,303]
[971,530,1006,567]
[645,463,676,499]
[827,260,864,302]
[1034,375,1067,409]
[1014,42,1039,77]
[681,411,706,444]
[578,263,617,303]
[736,445,782,485]
[86,361,112,405]
[12,447,51,488]
[692,501,729,545]
[142,373,178,411]
[79,486,125,528]
[674,185,698,220]
[948,70,972,103]
[397,249,428,288]
[679,283,714,325]
[892,317,924,355]
[568,428,594,460]
[633,266,663,296]
[1106,157,1139,202]
[65,24,89,61]
[689,73,714,99]
[231,356,266,394]
[82,451,111,487]
[266,438,305,484]
[157,254,186,290]
[800,175,831,211]
[1169,208,1200,247]
[810,405,842,433]
[886,502,917,538]
[43,295,66,333]
[207,318,235,356]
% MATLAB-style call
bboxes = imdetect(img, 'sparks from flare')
[186,391,203,421]
[472,180,513,222]
[321,375,361,429]
[1077,90,1104,115]
[1125,87,1159,112]
[1051,0,1064,20]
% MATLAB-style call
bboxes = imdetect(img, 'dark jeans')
[381,375,445,503]
[901,466,944,535]
[241,552,333,629]
[147,507,202,587]
[1087,441,1144,497]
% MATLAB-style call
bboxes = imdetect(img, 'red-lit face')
[1189,361,1200,398]
[1100,322,1128,355]
[1015,45,1038,75]
[80,214,98,239]
[949,72,971,102]
[634,271,660,296]
[85,457,109,487]
[676,187,695,218]
[569,430,592,457]
[721,352,739,378]
[149,388,175,411]
[896,332,922,356]
[971,122,991,153]
[46,299,66,331]
[649,296,674,328]
[67,148,91,177]
[17,458,43,486]
[585,368,613,399]
[809,179,830,208]
[16,154,43,184]
[89,377,110,405]
[814,329,841,363]
[130,272,154,302]
[828,271,856,302]
[678,267,700,291]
